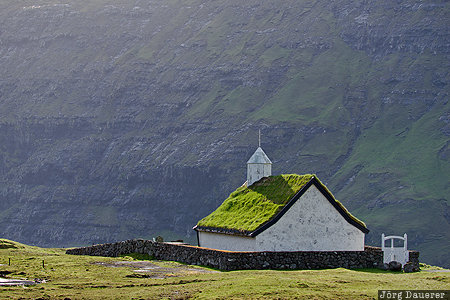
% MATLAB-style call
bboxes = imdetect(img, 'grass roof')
[196,174,366,233]
[197,174,313,232]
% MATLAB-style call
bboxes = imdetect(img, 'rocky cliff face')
[0,0,448,266]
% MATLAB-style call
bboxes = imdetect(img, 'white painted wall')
[198,184,365,251]
[247,163,271,186]
[198,231,256,251]
[256,185,365,251]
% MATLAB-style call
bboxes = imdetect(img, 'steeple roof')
[247,147,272,164]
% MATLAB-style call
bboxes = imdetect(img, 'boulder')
[403,262,420,273]
[388,261,402,271]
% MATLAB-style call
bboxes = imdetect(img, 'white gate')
[381,233,408,265]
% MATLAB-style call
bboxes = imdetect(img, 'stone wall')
[408,251,420,265]
[66,239,418,271]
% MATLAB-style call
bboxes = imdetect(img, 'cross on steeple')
[258,129,261,147]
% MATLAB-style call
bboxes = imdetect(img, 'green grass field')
[0,239,448,299]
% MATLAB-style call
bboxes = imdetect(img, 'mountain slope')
[0,0,448,266]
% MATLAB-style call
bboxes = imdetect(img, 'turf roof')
[196,174,367,235]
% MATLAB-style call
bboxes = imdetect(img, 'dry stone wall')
[66,239,419,271]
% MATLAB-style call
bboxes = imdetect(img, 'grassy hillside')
[0,239,449,299]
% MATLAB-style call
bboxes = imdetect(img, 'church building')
[194,144,369,252]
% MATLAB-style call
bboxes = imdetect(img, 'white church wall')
[198,184,365,252]
[198,231,256,251]
[256,185,365,251]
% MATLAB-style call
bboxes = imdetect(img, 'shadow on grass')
[164,261,224,272]
[117,254,224,272]
[119,253,154,261]
[352,268,405,274]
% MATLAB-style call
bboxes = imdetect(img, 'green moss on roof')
[197,174,367,233]
[197,174,314,232]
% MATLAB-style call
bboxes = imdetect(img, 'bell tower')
[247,130,272,186]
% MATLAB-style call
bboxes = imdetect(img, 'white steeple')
[247,131,272,186]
